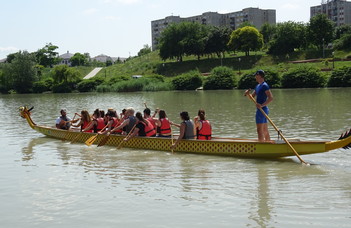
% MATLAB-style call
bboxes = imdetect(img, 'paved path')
[83,67,103,79]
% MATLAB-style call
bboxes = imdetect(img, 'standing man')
[245,70,273,141]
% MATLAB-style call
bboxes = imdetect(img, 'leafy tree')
[158,23,186,61]
[6,53,17,63]
[268,21,307,55]
[35,43,60,67]
[334,24,351,39]
[70,53,87,66]
[1,51,38,93]
[334,33,351,51]
[205,26,232,57]
[260,23,276,47]
[227,26,263,56]
[307,14,334,50]
[51,65,81,84]
[158,22,209,61]
[138,44,152,57]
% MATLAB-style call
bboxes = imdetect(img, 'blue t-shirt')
[255,82,270,105]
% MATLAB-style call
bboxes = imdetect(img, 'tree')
[158,23,185,61]
[70,53,87,66]
[227,26,263,56]
[2,51,38,93]
[35,43,60,67]
[138,44,152,56]
[268,21,307,55]
[260,23,276,48]
[307,14,334,49]
[52,65,81,84]
[204,26,232,57]
[158,22,209,61]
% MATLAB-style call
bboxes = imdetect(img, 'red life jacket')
[140,120,156,137]
[158,118,171,135]
[82,120,93,133]
[147,117,157,131]
[111,117,122,134]
[197,120,212,140]
[94,117,105,133]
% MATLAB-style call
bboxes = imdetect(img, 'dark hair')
[159,110,167,119]
[106,110,116,117]
[94,109,100,117]
[198,109,205,120]
[100,110,105,118]
[136,112,148,125]
[143,108,151,116]
[180,111,190,120]
[122,109,126,114]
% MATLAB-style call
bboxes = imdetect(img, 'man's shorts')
[256,107,269,124]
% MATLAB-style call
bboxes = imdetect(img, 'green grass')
[51,50,351,81]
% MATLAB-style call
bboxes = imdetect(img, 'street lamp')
[238,57,241,74]
[322,38,325,58]
[332,51,335,69]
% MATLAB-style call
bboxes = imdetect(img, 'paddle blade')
[85,135,98,146]
[97,135,109,147]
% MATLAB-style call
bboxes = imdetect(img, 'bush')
[77,77,104,92]
[281,66,326,88]
[52,82,73,93]
[171,70,203,90]
[328,66,351,87]
[203,66,236,90]
[237,69,281,89]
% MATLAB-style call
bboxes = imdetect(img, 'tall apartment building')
[151,8,276,50]
[311,0,351,26]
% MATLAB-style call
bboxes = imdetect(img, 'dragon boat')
[19,106,351,159]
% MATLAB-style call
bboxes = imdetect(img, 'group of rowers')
[55,107,212,149]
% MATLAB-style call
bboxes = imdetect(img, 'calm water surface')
[1,89,351,228]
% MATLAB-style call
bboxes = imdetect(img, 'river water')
[1,89,351,228]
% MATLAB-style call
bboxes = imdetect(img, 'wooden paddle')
[171,126,174,154]
[247,93,309,165]
[85,125,108,146]
[117,124,137,149]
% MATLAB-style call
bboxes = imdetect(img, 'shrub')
[203,66,236,90]
[77,77,104,92]
[32,78,54,93]
[52,82,73,93]
[237,69,281,89]
[281,66,326,88]
[171,70,203,90]
[328,66,351,87]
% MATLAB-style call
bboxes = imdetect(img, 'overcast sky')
[0,0,323,59]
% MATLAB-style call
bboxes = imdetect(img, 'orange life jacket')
[140,120,156,137]
[158,118,171,135]
[197,120,212,140]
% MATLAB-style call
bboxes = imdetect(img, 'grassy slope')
[92,50,351,79]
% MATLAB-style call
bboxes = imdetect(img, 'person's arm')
[171,123,185,149]
[170,121,181,128]
[262,90,273,107]
[124,127,140,141]
[72,120,83,128]
[110,118,129,134]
